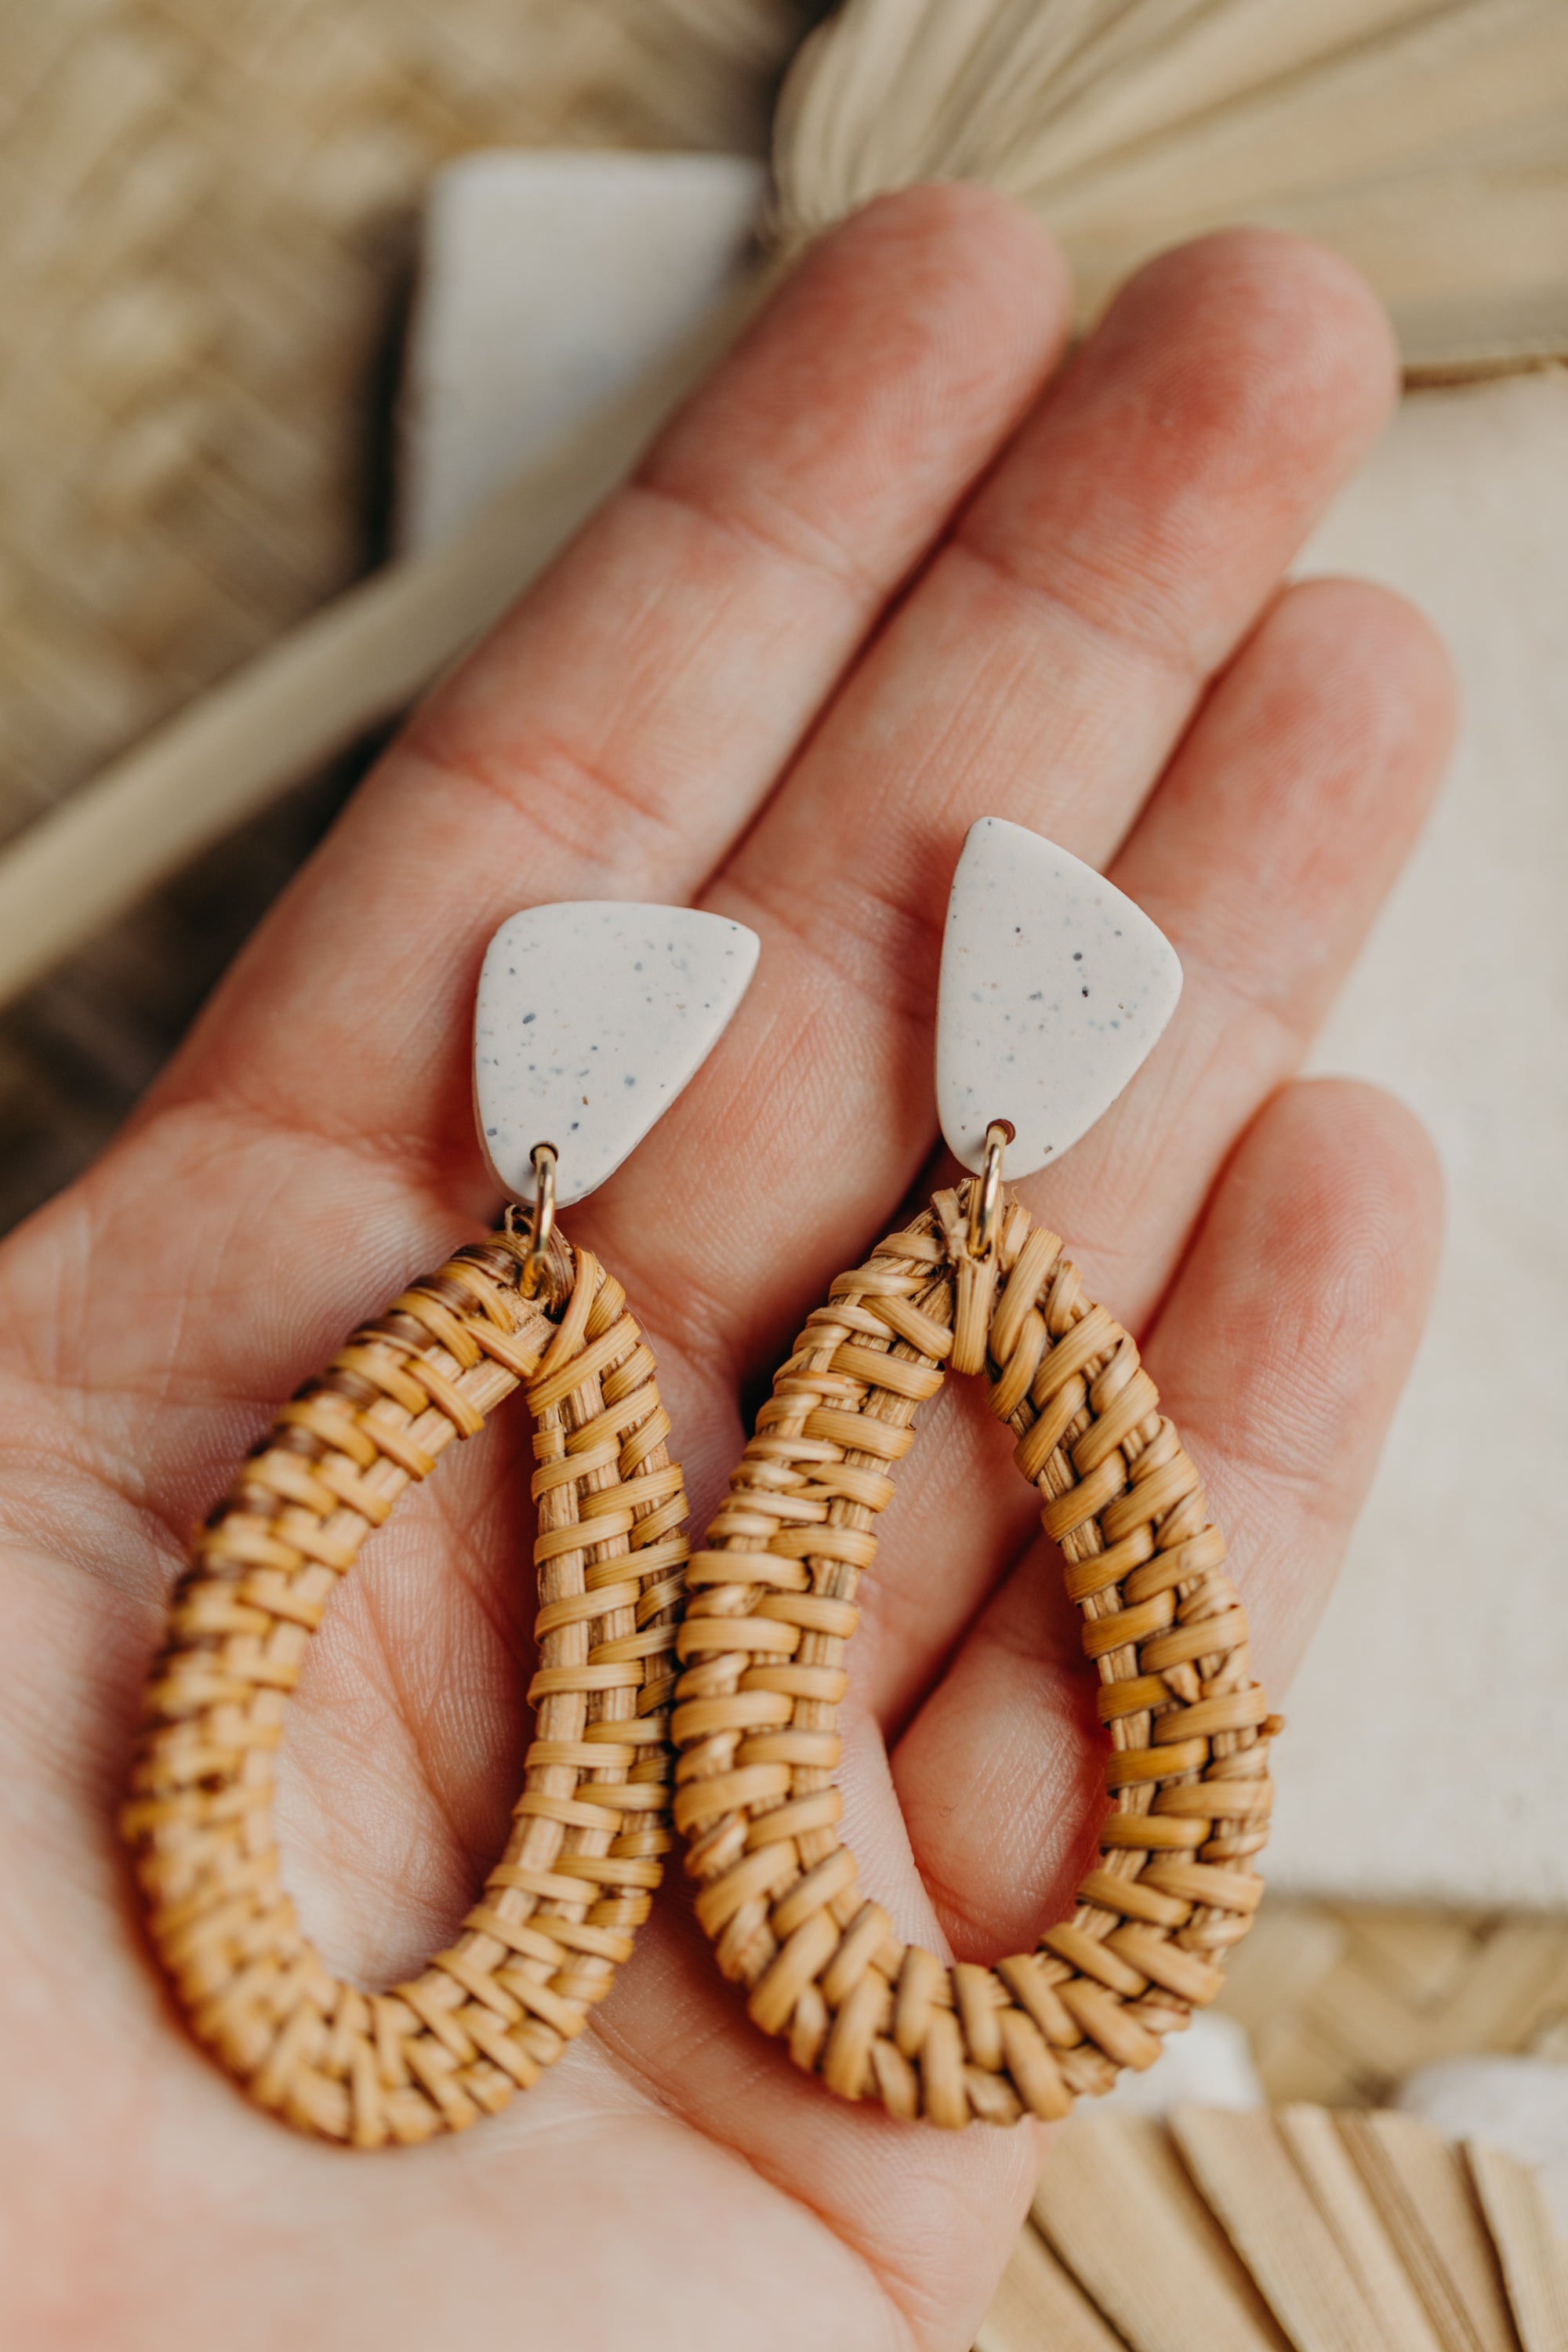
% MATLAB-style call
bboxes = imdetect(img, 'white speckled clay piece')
[474,903,759,1205]
[937,818,1181,1177]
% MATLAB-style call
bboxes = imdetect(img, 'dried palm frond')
[775,0,1568,375]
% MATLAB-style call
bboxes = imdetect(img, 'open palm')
[0,187,1451,2351]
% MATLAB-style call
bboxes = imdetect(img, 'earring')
[673,820,1276,2129]
[122,904,758,2145]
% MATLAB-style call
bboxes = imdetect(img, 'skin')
[0,186,1453,2350]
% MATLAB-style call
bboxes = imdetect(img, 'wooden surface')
[0,0,797,1233]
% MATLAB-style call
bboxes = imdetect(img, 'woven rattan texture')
[123,1232,689,2145]
[0,0,797,1234]
[1218,1901,1568,2107]
[675,1183,1276,2129]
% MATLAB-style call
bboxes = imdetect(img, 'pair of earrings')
[123,818,1275,2145]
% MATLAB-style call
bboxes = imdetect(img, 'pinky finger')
[887,1076,1443,1958]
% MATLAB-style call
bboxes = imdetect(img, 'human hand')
[0,186,1451,2350]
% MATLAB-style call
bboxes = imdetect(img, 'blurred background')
[0,0,799,1229]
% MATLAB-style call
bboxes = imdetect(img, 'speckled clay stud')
[122,903,758,2144]
[673,820,1278,2129]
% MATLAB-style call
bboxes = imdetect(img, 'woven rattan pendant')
[122,905,757,2144]
[673,821,1276,2129]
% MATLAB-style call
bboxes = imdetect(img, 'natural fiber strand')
[1338,2110,1521,2352]
[1466,2143,1568,2352]
[1276,2103,1453,2352]
[673,1178,1276,2128]
[122,1231,689,2144]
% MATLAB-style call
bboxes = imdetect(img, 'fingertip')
[1051,230,1401,622]
[833,178,1074,336]
[1154,572,1458,887]
[650,180,1073,528]
[1269,1073,1446,1287]
[956,225,1407,682]
[1278,575,1460,778]
[1109,226,1400,451]
[1208,1075,1445,1408]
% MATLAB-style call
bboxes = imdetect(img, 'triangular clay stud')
[937,817,1181,1177]
[474,902,759,1205]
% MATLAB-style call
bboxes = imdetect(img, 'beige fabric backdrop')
[1284,370,1568,1906]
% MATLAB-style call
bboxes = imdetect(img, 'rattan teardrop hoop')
[122,1232,688,2146]
[673,1181,1276,2130]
